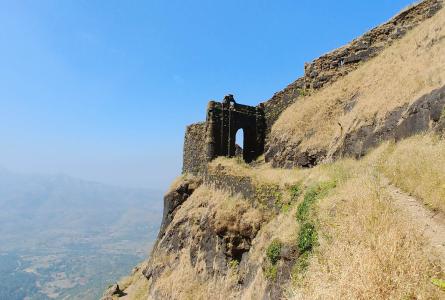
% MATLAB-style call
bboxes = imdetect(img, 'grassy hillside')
[270,2,445,159]
[378,134,445,213]
[117,132,444,299]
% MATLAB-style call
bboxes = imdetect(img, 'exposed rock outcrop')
[156,176,202,240]
[266,85,445,167]
[141,181,275,299]
[334,85,445,159]
[101,284,125,300]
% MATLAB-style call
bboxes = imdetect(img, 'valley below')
[0,169,163,300]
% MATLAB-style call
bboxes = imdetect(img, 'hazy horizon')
[0,164,163,192]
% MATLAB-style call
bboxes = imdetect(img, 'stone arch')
[230,124,257,163]
[205,95,265,164]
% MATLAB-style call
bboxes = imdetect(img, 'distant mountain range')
[0,168,163,299]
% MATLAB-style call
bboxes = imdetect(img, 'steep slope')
[109,133,445,299]
[262,0,443,133]
[104,1,445,299]
[384,178,445,266]
[267,0,445,167]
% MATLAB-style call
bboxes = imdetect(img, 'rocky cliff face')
[266,85,445,168]
[137,169,303,299]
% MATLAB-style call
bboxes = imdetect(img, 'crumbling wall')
[207,97,265,163]
[203,165,283,212]
[261,0,442,135]
[183,96,266,174]
[183,122,207,174]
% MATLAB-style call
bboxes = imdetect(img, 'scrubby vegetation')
[297,223,317,254]
[266,239,282,265]
[296,181,336,222]
[264,239,282,280]
[432,278,445,291]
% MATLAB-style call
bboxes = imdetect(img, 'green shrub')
[292,181,332,281]
[228,259,239,270]
[289,182,303,200]
[291,251,311,281]
[431,278,445,290]
[280,203,291,213]
[264,265,278,280]
[297,88,310,97]
[256,184,282,208]
[266,239,282,265]
[296,180,336,222]
[298,223,317,253]
[296,188,317,222]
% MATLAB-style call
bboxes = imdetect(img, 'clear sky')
[0,0,415,190]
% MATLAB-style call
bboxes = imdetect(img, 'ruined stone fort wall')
[183,122,207,174]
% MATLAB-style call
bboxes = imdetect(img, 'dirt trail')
[383,178,445,266]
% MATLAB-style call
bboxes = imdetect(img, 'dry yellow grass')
[209,156,304,187]
[291,170,443,299]
[210,134,445,298]
[146,185,266,300]
[116,261,150,300]
[210,155,355,190]
[272,4,445,150]
[378,134,445,213]
[124,133,445,299]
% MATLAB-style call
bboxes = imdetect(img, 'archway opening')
[235,128,244,159]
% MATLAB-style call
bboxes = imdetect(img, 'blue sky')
[0,0,414,190]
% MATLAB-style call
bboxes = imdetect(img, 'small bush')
[291,251,311,282]
[228,259,239,270]
[266,239,282,265]
[256,184,282,208]
[431,278,445,290]
[295,251,310,272]
[296,180,336,222]
[297,88,310,97]
[296,188,317,222]
[264,265,278,280]
[290,182,303,200]
[280,203,291,213]
[298,223,318,253]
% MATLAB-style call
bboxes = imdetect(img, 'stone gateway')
[183,95,265,174]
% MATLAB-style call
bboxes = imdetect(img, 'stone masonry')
[183,95,265,174]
